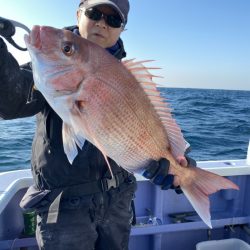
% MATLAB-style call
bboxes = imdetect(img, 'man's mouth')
[93,33,105,39]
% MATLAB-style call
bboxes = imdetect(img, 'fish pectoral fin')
[181,167,239,228]
[75,100,86,112]
[62,122,86,164]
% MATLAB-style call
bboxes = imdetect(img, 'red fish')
[24,26,239,228]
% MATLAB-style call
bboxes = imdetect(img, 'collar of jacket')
[64,25,126,60]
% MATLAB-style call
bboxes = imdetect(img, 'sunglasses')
[84,7,124,28]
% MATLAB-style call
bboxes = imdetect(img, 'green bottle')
[23,211,36,237]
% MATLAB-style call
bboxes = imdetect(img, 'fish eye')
[62,42,74,56]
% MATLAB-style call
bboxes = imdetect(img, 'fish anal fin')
[102,154,114,178]
[91,136,114,178]
[180,167,239,228]
[78,116,114,178]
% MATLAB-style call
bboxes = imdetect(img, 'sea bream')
[24,25,239,228]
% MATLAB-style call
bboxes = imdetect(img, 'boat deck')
[0,159,250,249]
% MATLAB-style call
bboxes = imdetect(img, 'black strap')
[50,172,132,198]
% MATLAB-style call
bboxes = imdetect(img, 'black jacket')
[0,27,132,191]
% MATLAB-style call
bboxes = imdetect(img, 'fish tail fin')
[180,167,239,228]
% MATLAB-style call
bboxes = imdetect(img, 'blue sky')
[1,0,249,90]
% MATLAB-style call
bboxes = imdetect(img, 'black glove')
[0,37,8,66]
[142,158,173,189]
[142,156,197,194]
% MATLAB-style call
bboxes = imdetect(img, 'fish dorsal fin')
[123,59,187,157]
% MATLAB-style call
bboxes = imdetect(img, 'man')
[0,0,195,249]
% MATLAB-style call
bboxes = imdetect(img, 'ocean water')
[0,88,249,173]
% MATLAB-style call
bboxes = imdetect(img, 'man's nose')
[95,17,107,29]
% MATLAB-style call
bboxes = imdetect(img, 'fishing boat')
[0,157,250,250]
[0,17,250,250]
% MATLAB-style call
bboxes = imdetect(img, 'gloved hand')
[142,156,197,194]
[0,37,8,66]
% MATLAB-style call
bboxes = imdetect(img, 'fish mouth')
[24,25,42,50]
[24,25,61,50]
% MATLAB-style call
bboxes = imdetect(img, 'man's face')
[77,5,124,48]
